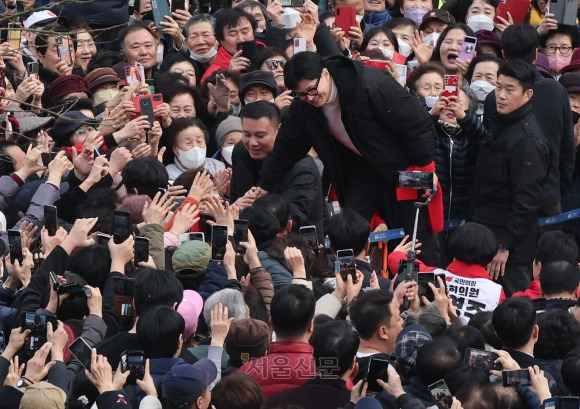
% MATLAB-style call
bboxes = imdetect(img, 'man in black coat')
[230,101,324,238]
[470,59,550,295]
[253,52,440,265]
[483,24,575,226]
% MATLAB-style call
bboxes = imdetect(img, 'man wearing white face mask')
[166,117,225,181]
[466,54,503,117]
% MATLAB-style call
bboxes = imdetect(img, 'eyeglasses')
[545,45,572,55]
[294,78,320,101]
[74,125,95,136]
[264,59,286,70]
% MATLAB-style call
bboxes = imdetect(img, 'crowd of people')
[0,0,580,408]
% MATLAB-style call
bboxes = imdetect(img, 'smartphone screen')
[134,236,150,266]
[418,272,436,302]
[363,356,390,393]
[428,379,453,409]
[398,171,433,189]
[44,205,58,236]
[200,213,215,243]
[464,348,502,371]
[113,277,135,330]
[22,313,57,351]
[113,210,132,244]
[121,350,145,384]
[300,225,318,248]
[139,97,155,127]
[233,219,249,254]
[337,249,357,282]
[69,337,93,371]
[0,154,15,176]
[56,36,72,66]
[8,230,23,264]
[211,224,228,261]
[502,369,532,387]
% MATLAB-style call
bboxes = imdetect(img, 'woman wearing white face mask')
[360,26,400,59]
[214,115,243,167]
[166,118,225,181]
[463,0,498,33]
[384,18,417,58]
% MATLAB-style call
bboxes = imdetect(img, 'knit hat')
[559,72,580,93]
[395,324,432,378]
[239,71,279,103]
[19,381,66,409]
[177,290,204,340]
[162,360,218,407]
[48,75,92,106]
[224,318,270,366]
[215,116,242,149]
[172,240,211,278]
[475,30,501,55]
[118,195,152,224]
[562,47,580,74]
[85,68,120,92]
[51,110,94,147]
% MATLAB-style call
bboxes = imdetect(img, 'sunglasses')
[264,59,286,70]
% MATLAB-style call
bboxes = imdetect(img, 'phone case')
[237,40,257,60]
[139,98,155,126]
[550,0,577,26]
[495,0,529,24]
[335,6,356,34]
[458,37,477,61]
[443,75,458,98]
[152,0,172,29]
[293,38,307,54]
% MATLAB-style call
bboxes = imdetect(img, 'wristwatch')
[498,244,509,252]
[16,376,33,388]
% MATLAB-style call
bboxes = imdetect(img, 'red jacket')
[201,41,266,84]
[512,279,541,299]
[238,341,315,398]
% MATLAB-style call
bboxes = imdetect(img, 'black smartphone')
[139,97,155,127]
[113,277,135,331]
[40,152,57,167]
[561,397,580,409]
[171,0,186,12]
[200,213,216,243]
[21,312,58,351]
[0,154,15,176]
[336,249,357,283]
[49,271,63,291]
[237,40,257,60]
[134,236,150,266]
[7,230,22,264]
[428,379,453,409]
[121,350,145,384]
[113,210,132,244]
[363,355,390,393]
[418,272,436,302]
[44,205,58,236]
[69,337,93,371]
[96,232,111,245]
[299,225,318,248]
[233,219,249,254]
[0,331,4,354]
[211,224,228,261]
[502,369,532,387]
[189,232,205,241]
[464,348,502,371]
[27,61,39,80]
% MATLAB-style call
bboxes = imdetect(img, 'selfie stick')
[402,186,438,311]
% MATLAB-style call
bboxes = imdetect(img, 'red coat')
[238,341,315,398]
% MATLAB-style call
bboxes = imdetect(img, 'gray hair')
[417,304,447,338]
[203,289,248,326]
[459,84,478,113]
[184,13,216,38]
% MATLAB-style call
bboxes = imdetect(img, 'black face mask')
[573,110,580,127]
[140,11,154,22]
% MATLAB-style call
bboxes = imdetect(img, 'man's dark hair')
[283,51,323,91]
[465,54,505,84]
[137,306,185,359]
[165,117,210,148]
[452,326,485,358]
[121,157,169,199]
[270,284,315,339]
[309,320,360,377]
[534,231,578,264]
[87,51,124,72]
[535,309,580,360]
[349,289,394,340]
[498,59,535,92]
[211,373,265,409]
[562,346,580,396]
[161,81,203,110]
[133,268,184,316]
[239,206,280,247]
[215,8,256,43]
[361,27,399,53]
[327,209,370,256]
[539,260,580,297]
[70,245,112,289]
[492,297,536,349]
[416,337,461,385]
[239,100,280,125]
[448,222,497,266]
[501,24,539,63]
[253,194,290,234]
[35,25,71,57]
[468,311,502,350]
[383,17,416,32]
[119,23,156,51]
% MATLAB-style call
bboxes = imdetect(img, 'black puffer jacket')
[51,0,129,27]
[434,110,484,220]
